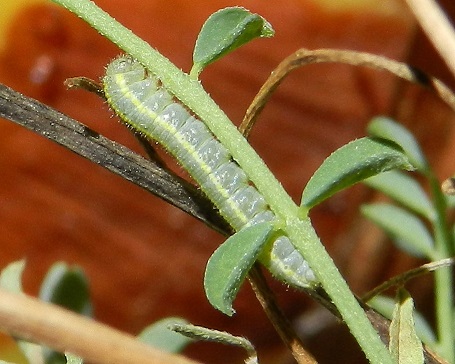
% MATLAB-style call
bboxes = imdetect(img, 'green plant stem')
[286,218,393,363]
[51,1,393,362]
[428,173,454,362]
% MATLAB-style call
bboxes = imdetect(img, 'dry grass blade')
[241,48,455,137]
[404,0,455,79]
[0,289,201,364]
[362,258,455,302]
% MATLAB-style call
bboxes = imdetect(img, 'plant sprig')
[50,1,396,362]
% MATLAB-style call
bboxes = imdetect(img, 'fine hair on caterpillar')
[103,55,317,288]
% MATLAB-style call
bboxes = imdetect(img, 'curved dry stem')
[65,77,105,98]
[362,257,455,302]
[0,289,200,364]
[241,48,455,137]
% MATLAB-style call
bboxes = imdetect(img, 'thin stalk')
[248,265,318,364]
[428,173,455,362]
[50,1,393,362]
[362,258,455,302]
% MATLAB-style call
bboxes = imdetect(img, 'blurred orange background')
[0,1,454,363]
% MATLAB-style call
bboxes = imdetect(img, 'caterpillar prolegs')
[103,56,317,288]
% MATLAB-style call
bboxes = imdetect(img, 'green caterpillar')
[103,55,317,288]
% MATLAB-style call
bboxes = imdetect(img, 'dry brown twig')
[362,258,455,302]
[248,266,318,364]
[240,48,455,137]
[0,288,200,364]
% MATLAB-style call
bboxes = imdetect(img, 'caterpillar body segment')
[103,56,317,288]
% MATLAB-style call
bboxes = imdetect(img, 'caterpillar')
[102,55,317,288]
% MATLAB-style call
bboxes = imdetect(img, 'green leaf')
[301,137,414,209]
[389,289,424,364]
[0,260,25,294]
[364,171,435,221]
[39,262,91,316]
[204,222,274,315]
[368,117,428,173]
[361,203,435,259]
[138,317,192,353]
[191,7,274,77]
[368,295,436,346]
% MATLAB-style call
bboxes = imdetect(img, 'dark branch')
[0,83,232,236]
